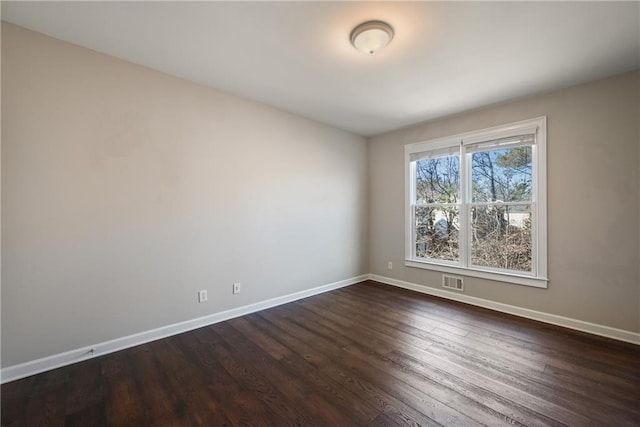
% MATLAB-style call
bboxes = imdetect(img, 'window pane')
[471,146,532,202]
[415,206,459,261]
[415,155,459,204]
[471,205,532,272]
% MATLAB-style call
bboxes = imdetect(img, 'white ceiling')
[2,1,639,136]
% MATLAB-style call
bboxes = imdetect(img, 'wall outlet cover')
[198,290,208,303]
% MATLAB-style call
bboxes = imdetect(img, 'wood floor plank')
[290,296,569,427]
[368,412,410,427]
[184,328,289,426]
[196,327,314,426]
[149,339,233,426]
[211,321,367,426]
[226,316,380,424]
[340,284,640,387]
[288,300,558,426]
[309,291,549,373]
[65,402,107,427]
[251,310,443,427]
[64,359,104,417]
[257,307,486,426]
[2,280,639,426]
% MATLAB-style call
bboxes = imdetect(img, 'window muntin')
[405,117,547,287]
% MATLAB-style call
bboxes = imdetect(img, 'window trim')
[404,117,548,288]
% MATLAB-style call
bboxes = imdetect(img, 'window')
[405,117,547,288]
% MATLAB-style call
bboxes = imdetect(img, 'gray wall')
[3,22,639,370]
[369,71,640,333]
[1,24,368,366]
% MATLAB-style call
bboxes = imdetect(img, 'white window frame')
[404,117,548,288]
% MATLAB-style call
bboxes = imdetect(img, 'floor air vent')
[442,274,464,291]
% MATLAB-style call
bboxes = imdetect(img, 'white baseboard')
[4,272,638,384]
[368,274,640,345]
[1,274,367,384]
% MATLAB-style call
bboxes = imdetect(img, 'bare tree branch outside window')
[415,155,459,261]
[414,146,532,272]
[470,147,532,271]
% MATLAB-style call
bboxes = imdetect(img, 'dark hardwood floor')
[2,280,639,426]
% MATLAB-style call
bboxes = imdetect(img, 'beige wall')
[369,71,640,333]
[1,24,368,366]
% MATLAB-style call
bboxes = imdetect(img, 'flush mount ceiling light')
[350,20,394,55]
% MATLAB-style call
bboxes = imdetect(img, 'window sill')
[404,259,548,288]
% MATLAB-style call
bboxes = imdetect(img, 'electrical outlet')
[388,261,393,270]
[233,282,241,294]
[198,290,208,303]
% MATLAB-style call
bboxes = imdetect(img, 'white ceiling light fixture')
[350,20,394,55]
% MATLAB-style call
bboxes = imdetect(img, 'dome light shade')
[350,21,394,55]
